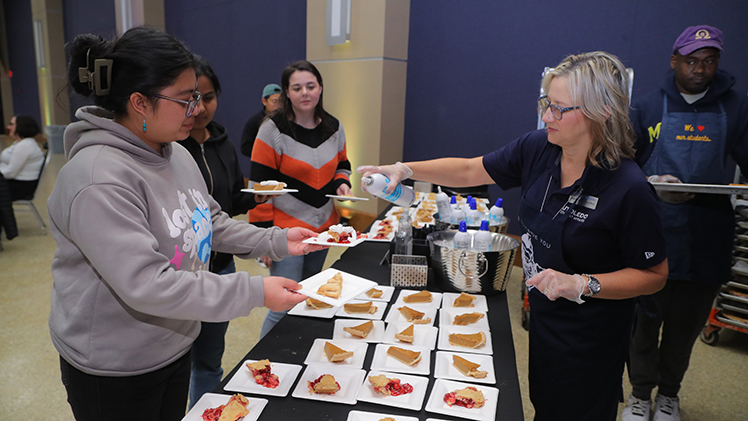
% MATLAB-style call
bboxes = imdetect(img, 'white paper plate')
[223,360,302,397]
[291,365,366,405]
[393,289,443,310]
[333,319,386,343]
[365,219,397,242]
[385,305,437,326]
[433,351,496,385]
[425,379,499,421]
[439,309,490,330]
[241,188,298,195]
[303,235,367,247]
[440,292,489,312]
[303,339,369,370]
[335,299,387,320]
[356,370,430,411]
[370,343,432,376]
[182,393,267,421]
[287,300,340,319]
[437,326,493,355]
[354,285,395,302]
[347,410,419,421]
[382,322,438,350]
[326,194,370,202]
[297,268,378,307]
[385,207,414,219]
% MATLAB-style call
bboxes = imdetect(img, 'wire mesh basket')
[390,254,428,288]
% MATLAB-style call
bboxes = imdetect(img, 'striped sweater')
[249,113,351,233]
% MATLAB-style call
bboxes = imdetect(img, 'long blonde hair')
[542,51,635,169]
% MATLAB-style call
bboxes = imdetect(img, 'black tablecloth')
[216,239,525,420]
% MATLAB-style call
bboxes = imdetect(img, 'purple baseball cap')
[673,25,724,56]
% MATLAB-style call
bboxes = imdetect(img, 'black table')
[216,239,525,420]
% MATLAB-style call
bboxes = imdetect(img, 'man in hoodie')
[624,25,748,421]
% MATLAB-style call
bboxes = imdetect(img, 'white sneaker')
[622,394,652,421]
[653,394,681,421]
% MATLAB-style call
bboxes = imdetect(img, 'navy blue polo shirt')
[483,130,667,275]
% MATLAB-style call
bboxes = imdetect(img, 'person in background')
[175,55,268,408]
[359,52,668,420]
[243,84,283,254]
[1,115,45,200]
[241,83,282,159]
[251,60,353,338]
[624,25,748,421]
[50,27,320,420]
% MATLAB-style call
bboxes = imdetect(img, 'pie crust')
[324,341,354,362]
[448,331,486,349]
[366,288,383,298]
[245,359,279,389]
[403,290,432,303]
[386,346,422,366]
[201,393,250,421]
[344,301,377,314]
[308,374,340,394]
[317,272,343,298]
[343,320,374,338]
[394,323,415,343]
[305,298,332,310]
[452,355,488,378]
[253,180,286,191]
[453,292,476,307]
[443,386,485,409]
[453,312,485,326]
[398,306,432,324]
[368,374,414,396]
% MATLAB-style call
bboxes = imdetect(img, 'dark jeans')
[627,279,721,399]
[60,351,191,421]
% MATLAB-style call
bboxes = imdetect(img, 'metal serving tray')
[719,291,748,305]
[720,302,748,316]
[651,182,748,195]
[716,312,748,330]
[727,281,748,291]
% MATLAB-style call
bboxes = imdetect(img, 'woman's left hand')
[336,184,352,197]
[286,227,328,256]
[254,194,270,204]
[526,269,586,304]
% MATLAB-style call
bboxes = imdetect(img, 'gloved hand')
[357,162,413,194]
[647,174,695,204]
[526,269,586,304]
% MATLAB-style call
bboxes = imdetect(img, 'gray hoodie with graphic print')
[48,106,290,376]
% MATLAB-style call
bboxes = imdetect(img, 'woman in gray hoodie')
[48,26,322,420]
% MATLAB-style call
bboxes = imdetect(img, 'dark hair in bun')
[14,115,41,138]
[66,26,194,117]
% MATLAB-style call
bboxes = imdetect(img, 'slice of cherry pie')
[245,359,279,389]
[443,386,485,409]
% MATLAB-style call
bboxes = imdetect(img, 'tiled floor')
[1,153,747,419]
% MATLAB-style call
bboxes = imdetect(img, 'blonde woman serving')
[359,52,668,420]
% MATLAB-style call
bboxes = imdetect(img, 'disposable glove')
[647,174,695,204]
[526,269,586,304]
[356,162,413,194]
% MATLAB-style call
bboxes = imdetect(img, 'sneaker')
[622,394,652,421]
[653,394,680,421]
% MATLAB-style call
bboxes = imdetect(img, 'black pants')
[7,179,38,201]
[627,280,721,399]
[60,351,191,421]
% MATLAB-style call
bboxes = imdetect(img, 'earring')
[142,117,147,132]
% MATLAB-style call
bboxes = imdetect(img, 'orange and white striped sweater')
[249,114,351,233]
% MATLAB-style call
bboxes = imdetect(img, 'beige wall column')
[30,0,69,128]
[114,0,165,34]
[307,0,410,216]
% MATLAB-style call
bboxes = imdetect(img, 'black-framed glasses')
[154,92,202,117]
[538,95,580,120]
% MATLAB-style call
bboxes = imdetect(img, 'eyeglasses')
[538,95,580,120]
[153,92,202,117]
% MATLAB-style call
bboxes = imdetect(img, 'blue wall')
[165,0,307,178]
[62,0,117,121]
[4,0,41,124]
[405,0,748,234]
